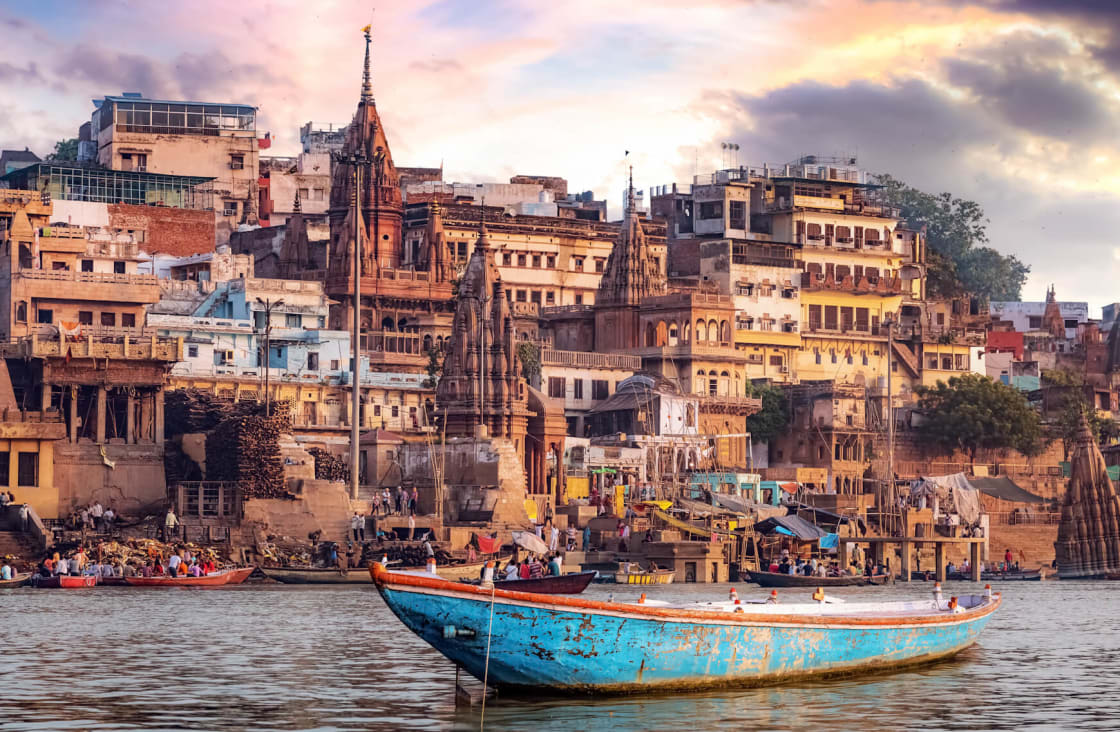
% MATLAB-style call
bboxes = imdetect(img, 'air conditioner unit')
[779,366,789,374]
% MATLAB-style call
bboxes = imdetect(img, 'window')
[230,154,245,170]
[15,303,26,323]
[573,379,584,400]
[0,452,8,485]
[286,313,301,327]
[936,312,946,326]
[824,305,838,330]
[17,452,37,487]
[595,259,605,273]
[217,350,233,365]
[592,380,609,400]
[698,201,723,219]
[113,261,126,274]
[373,405,381,417]
[574,294,583,305]
[330,360,339,371]
[187,345,199,358]
[122,313,136,328]
[808,304,822,331]
[546,256,555,268]
[573,258,584,272]
[862,353,869,366]
[955,354,966,370]
[729,200,746,229]
[503,253,512,266]
[1028,315,1042,329]
[52,261,68,271]
[516,290,527,302]
[769,355,783,366]
[831,350,837,364]
[223,201,238,216]
[532,255,541,268]
[545,291,555,305]
[531,291,542,305]
[311,188,324,201]
[840,307,854,332]
[548,377,566,399]
[101,312,116,327]
[308,352,319,370]
[37,308,53,324]
[391,406,399,418]
[518,254,527,267]
[814,349,821,365]
[78,311,93,325]
[1064,319,1078,329]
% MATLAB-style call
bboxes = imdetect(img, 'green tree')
[744,381,789,442]
[516,341,541,387]
[423,347,443,389]
[873,174,1029,301]
[45,138,78,162]
[915,373,1043,463]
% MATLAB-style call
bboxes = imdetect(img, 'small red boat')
[36,575,98,588]
[122,566,255,587]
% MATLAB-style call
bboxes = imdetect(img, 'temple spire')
[361,25,373,104]
[626,165,636,216]
[292,188,301,214]
[476,197,489,249]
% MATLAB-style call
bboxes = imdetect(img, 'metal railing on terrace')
[17,269,159,286]
[541,348,641,370]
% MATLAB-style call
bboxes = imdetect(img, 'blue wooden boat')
[370,563,1001,693]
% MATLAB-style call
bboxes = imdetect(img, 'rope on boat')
[479,585,496,730]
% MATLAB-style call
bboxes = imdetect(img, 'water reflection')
[1,581,1118,731]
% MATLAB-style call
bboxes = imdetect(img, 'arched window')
[707,319,719,344]
[695,319,706,342]
[18,244,31,270]
[397,317,409,332]
[422,334,432,352]
[720,320,731,342]
[14,302,26,323]
[656,321,668,347]
[645,322,657,347]
[668,323,679,346]
[719,370,730,396]
[381,317,395,331]
[682,321,690,343]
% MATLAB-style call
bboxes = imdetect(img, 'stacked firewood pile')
[166,389,292,438]
[307,447,350,483]
[360,543,456,567]
[205,415,288,498]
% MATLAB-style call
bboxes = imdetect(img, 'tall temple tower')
[594,169,667,352]
[436,213,532,440]
[327,26,404,281]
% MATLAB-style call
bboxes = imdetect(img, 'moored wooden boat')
[461,571,596,595]
[371,563,1001,693]
[619,569,675,585]
[123,567,244,587]
[36,574,98,588]
[748,569,889,588]
[262,566,372,585]
[223,566,256,585]
[0,572,31,588]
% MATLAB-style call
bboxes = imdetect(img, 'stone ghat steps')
[0,531,36,560]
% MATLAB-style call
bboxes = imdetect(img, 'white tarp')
[913,472,981,525]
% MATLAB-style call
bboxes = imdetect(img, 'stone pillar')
[139,393,153,443]
[154,389,165,444]
[96,386,107,444]
[68,387,78,443]
[126,392,136,444]
[900,540,912,582]
[935,542,946,582]
[838,540,849,570]
[970,541,982,582]
[41,382,51,412]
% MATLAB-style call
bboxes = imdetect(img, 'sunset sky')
[2,1,1118,310]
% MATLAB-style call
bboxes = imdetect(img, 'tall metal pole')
[264,314,271,418]
[351,165,362,501]
[886,318,895,535]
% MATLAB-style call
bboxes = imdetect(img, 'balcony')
[801,271,901,295]
[362,330,428,366]
[16,269,161,304]
[541,348,640,370]
[0,333,182,362]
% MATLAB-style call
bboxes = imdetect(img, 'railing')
[731,253,797,268]
[540,305,594,316]
[0,333,182,362]
[363,331,423,355]
[987,511,1060,526]
[17,269,159,286]
[801,272,902,294]
[541,348,641,370]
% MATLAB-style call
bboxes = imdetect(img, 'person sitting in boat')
[187,560,202,578]
[503,562,519,581]
[547,554,562,577]
[777,555,791,574]
[528,556,545,579]
[802,561,814,577]
[519,559,531,580]
[1,562,11,581]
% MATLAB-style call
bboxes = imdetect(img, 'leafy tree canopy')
[744,381,789,443]
[45,138,78,162]
[915,373,1043,461]
[874,174,1029,301]
[516,341,541,386]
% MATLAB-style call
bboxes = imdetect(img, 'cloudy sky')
[3,0,1119,311]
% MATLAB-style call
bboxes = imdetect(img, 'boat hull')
[36,575,98,588]
[465,571,596,595]
[0,572,31,588]
[123,568,246,587]
[620,570,675,585]
[748,570,889,588]
[262,566,372,584]
[371,565,1000,693]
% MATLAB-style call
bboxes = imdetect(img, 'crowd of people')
[29,543,222,581]
[66,501,118,534]
[373,487,419,517]
[499,553,565,581]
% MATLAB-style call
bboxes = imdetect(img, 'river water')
[1,579,1116,731]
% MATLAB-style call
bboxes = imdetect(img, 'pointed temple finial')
[292,187,301,214]
[476,197,488,249]
[360,24,373,104]
[626,165,636,216]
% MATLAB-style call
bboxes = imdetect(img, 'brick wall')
[108,203,215,257]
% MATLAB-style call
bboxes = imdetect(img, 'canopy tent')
[653,509,715,538]
[754,514,829,541]
[786,502,867,532]
[712,493,787,521]
[968,476,1047,504]
[912,472,981,525]
[511,531,548,555]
